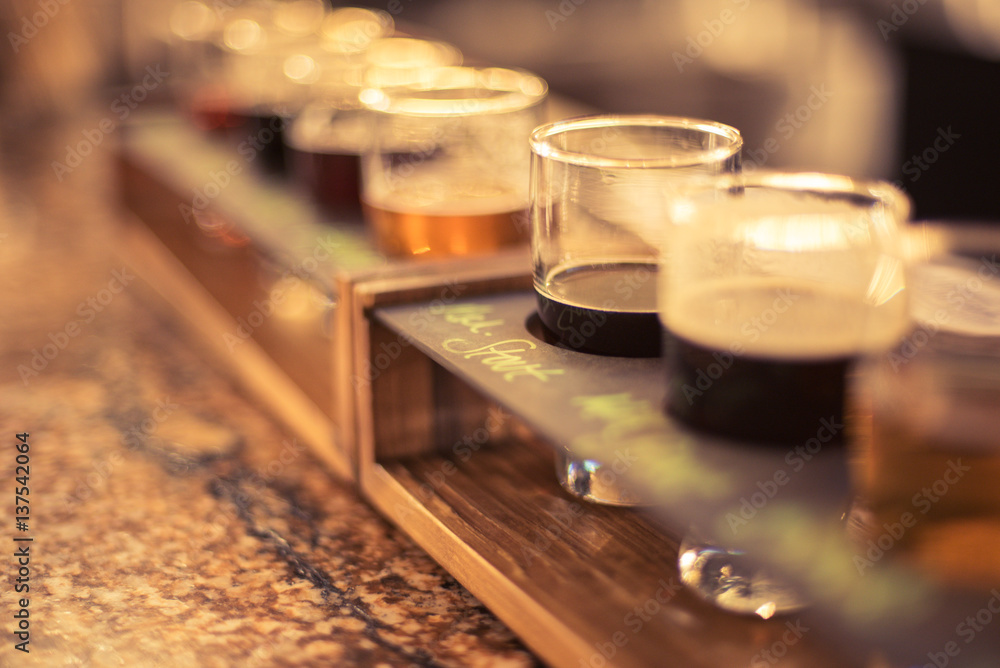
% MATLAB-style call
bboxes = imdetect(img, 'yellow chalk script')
[441,304,505,335]
[442,338,565,382]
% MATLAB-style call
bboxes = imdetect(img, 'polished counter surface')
[0,115,537,667]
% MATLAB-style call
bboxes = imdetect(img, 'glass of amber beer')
[852,222,1000,593]
[661,171,911,613]
[359,66,547,258]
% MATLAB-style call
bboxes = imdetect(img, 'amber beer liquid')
[362,192,529,259]
[662,276,905,446]
[853,343,1000,590]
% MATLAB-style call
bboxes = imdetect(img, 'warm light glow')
[224,19,263,52]
[738,212,858,253]
[169,1,215,41]
[944,0,1000,58]
[273,0,326,37]
[363,38,463,88]
[283,54,319,84]
[272,280,327,322]
[755,602,777,619]
[321,8,394,53]
[679,0,800,77]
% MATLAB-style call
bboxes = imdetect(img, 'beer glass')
[661,171,911,613]
[284,37,460,217]
[529,115,741,506]
[529,116,742,358]
[360,66,547,258]
[218,9,327,174]
[852,222,1000,593]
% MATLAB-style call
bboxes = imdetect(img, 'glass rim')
[711,170,912,221]
[528,114,743,168]
[904,219,1000,265]
[359,65,548,117]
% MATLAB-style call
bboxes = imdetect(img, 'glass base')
[555,451,655,506]
[677,533,809,618]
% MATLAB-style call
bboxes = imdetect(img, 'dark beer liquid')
[287,147,362,218]
[230,110,290,175]
[185,85,245,135]
[664,333,851,446]
[536,262,660,357]
[661,277,903,445]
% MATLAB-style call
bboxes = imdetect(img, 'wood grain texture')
[368,418,854,668]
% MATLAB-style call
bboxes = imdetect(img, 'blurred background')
[0,0,997,221]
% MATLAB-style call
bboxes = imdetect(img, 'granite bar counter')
[0,116,539,667]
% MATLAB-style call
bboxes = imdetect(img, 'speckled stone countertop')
[0,116,539,667]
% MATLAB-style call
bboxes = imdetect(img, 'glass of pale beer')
[528,115,741,506]
[359,66,547,258]
[661,171,911,614]
[852,222,1000,593]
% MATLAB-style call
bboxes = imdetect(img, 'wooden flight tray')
[349,285,1000,668]
[117,109,1000,667]
[117,109,533,479]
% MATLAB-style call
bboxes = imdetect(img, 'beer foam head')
[662,276,908,359]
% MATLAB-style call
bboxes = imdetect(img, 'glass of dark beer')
[528,115,741,505]
[359,66,547,259]
[529,116,742,358]
[660,171,911,614]
[852,222,1000,593]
